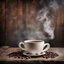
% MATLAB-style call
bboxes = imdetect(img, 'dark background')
[0,0,64,47]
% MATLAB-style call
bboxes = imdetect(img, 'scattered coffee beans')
[7,51,30,59]
[7,51,59,59]
[42,51,59,59]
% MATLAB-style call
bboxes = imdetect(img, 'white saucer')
[23,51,45,56]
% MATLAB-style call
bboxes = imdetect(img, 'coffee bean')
[21,57,23,59]
[25,57,29,59]
[17,56,20,58]
[54,53,59,56]
[35,53,38,55]
[41,52,43,54]
[14,56,17,58]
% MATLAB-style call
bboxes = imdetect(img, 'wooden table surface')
[0,46,64,61]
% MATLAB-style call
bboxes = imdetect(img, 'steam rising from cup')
[36,8,54,39]
[12,0,63,44]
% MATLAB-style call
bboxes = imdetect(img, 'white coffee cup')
[19,40,50,55]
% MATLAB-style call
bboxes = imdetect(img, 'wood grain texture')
[0,0,6,45]
[0,0,64,47]
[0,46,64,61]
[5,0,18,46]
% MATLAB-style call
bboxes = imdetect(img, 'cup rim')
[24,40,44,43]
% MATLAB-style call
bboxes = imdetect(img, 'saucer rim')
[23,51,45,56]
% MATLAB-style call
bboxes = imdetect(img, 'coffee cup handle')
[43,43,50,52]
[19,42,26,51]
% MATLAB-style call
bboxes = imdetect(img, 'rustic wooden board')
[0,46,64,61]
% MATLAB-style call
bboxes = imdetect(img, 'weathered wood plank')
[5,0,18,46]
[0,0,6,45]
[0,46,64,61]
